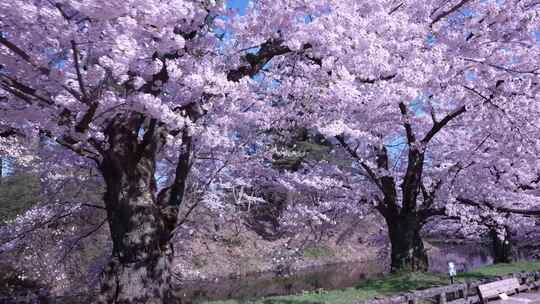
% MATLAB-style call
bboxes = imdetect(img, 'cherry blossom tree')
[1,0,539,302]
[230,0,540,272]
[0,0,285,302]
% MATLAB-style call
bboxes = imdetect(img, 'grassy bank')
[206,261,540,304]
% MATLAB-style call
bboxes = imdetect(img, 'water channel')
[177,241,532,303]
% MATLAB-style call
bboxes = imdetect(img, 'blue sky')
[226,0,249,15]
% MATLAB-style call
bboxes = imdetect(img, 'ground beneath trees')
[206,261,540,304]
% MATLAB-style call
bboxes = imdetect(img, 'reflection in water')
[177,242,512,303]
[176,260,386,303]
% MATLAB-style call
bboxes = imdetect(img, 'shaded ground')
[172,212,388,281]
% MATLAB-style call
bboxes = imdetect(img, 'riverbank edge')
[355,267,540,304]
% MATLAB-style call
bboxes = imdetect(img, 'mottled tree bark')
[374,143,430,273]
[339,110,447,273]
[385,213,428,272]
[490,227,512,264]
[96,116,186,304]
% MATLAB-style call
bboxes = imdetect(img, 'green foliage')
[270,127,335,172]
[0,172,41,223]
[193,256,209,269]
[302,246,335,259]
[294,141,332,162]
[205,261,540,304]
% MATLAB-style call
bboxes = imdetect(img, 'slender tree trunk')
[96,117,181,304]
[490,228,512,264]
[384,212,428,272]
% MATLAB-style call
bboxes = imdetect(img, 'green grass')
[192,256,209,269]
[303,246,335,259]
[203,261,540,304]
[456,261,540,280]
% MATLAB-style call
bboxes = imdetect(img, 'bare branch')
[227,39,294,82]
[431,0,472,27]
[421,105,467,144]
[0,35,85,102]
[357,74,397,84]
[0,75,53,105]
[57,218,107,263]
[56,135,100,163]
[389,2,404,15]
[456,197,540,215]
[0,36,34,65]
[0,211,75,249]
[335,134,383,190]
[70,40,90,103]
[461,57,540,75]
[398,102,416,144]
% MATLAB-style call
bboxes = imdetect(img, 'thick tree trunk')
[385,213,428,272]
[97,171,174,303]
[99,253,172,304]
[96,117,180,304]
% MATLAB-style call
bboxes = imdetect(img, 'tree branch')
[70,40,90,104]
[358,74,397,84]
[227,39,295,82]
[57,218,107,263]
[335,134,383,190]
[389,3,404,15]
[56,135,100,163]
[431,0,472,27]
[0,75,54,105]
[461,57,540,75]
[421,105,467,144]
[456,197,540,215]
[398,102,416,144]
[0,36,33,65]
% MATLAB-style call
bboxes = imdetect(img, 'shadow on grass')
[260,300,322,304]
[353,273,448,294]
[456,272,491,281]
